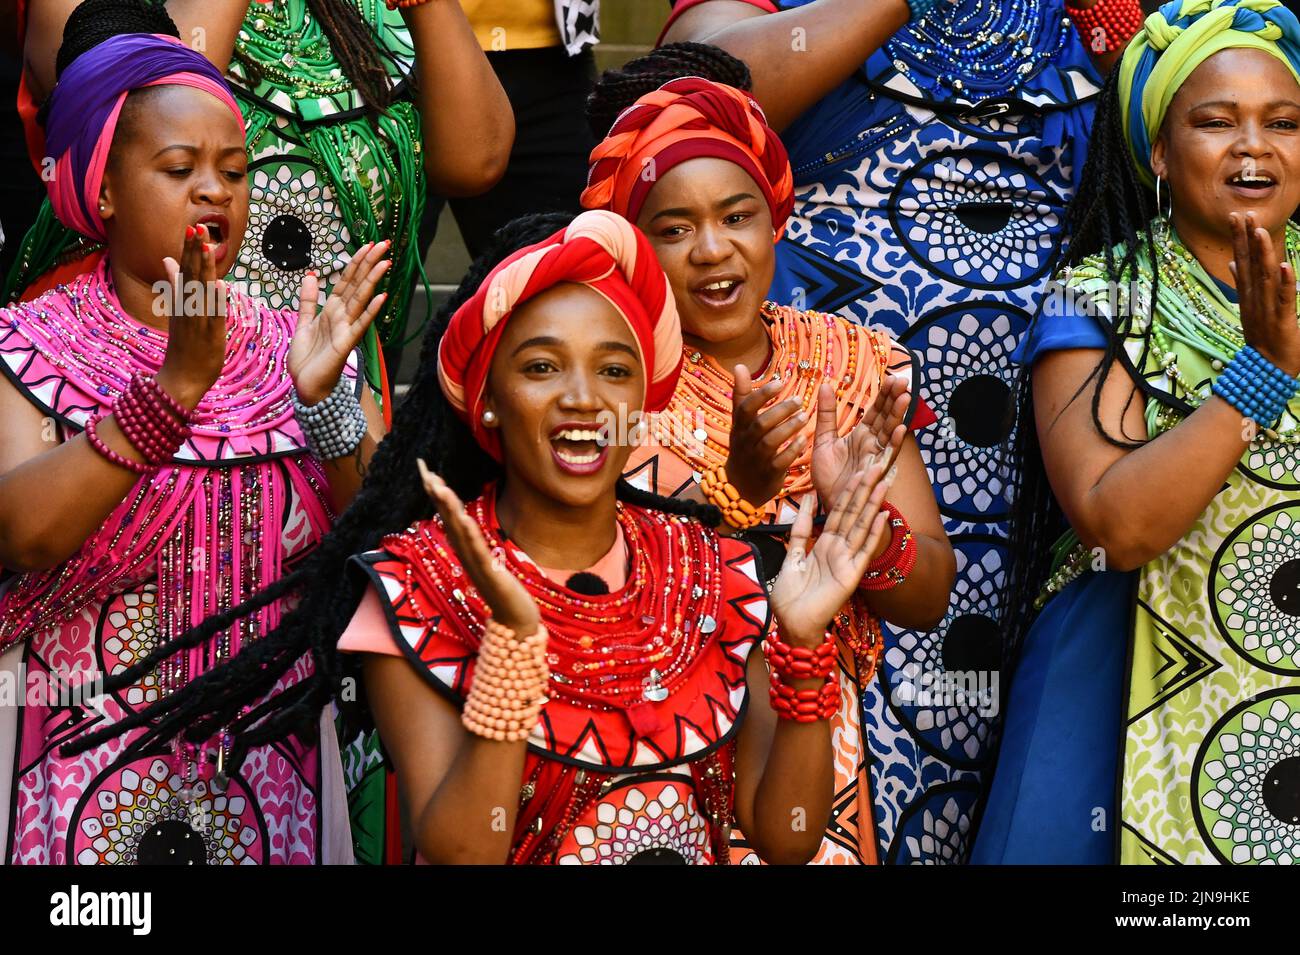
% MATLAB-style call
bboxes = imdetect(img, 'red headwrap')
[581,77,794,238]
[438,210,683,462]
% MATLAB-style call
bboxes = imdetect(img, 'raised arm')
[1033,217,1299,572]
[399,1,514,196]
[661,0,910,131]
[0,230,226,572]
[734,464,895,863]
[366,462,545,864]
[24,0,251,103]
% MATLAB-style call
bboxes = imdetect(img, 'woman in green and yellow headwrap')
[976,0,1300,865]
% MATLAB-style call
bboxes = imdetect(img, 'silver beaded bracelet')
[292,375,368,460]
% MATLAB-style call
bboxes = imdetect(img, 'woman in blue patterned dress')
[643,0,1142,862]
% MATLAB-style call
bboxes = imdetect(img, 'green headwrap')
[1118,0,1300,187]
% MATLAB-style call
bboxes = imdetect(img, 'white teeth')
[555,448,600,465]
[1233,174,1273,184]
[555,429,601,441]
[702,280,736,291]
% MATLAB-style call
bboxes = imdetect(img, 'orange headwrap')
[437,210,683,462]
[581,77,794,238]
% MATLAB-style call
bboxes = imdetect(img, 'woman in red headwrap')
[73,209,904,864]
[582,76,957,864]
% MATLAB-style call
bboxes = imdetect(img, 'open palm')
[811,377,909,511]
[416,459,542,635]
[771,462,896,646]
[288,241,391,404]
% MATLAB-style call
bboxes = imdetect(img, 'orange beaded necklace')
[653,301,893,510]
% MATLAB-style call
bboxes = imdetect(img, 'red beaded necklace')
[408,486,727,714]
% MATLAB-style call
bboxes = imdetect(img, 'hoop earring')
[1153,175,1173,246]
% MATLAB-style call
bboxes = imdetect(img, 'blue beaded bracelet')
[1211,345,1300,428]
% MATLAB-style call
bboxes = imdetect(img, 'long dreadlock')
[585,42,753,139]
[64,212,722,769]
[1001,65,1165,648]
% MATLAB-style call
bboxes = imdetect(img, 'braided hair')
[585,42,753,139]
[1001,66,1163,647]
[52,0,182,137]
[65,212,721,767]
[303,0,398,112]
[55,0,180,77]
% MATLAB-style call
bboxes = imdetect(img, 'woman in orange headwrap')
[582,76,956,864]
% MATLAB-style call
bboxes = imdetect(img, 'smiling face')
[1151,47,1300,242]
[483,282,646,511]
[99,85,249,282]
[634,156,775,347]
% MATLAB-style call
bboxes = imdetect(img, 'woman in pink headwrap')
[582,75,957,864]
[0,31,389,863]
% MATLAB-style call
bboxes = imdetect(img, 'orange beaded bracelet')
[700,464,764,530]
[461,619,549,742]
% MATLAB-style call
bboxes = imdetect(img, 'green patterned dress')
[1065,225,1300,864]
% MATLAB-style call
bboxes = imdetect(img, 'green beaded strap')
[1033,529,1091,610]
[3,201,100,304]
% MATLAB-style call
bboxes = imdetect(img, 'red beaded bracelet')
[1066,0,1144,55]
[768,670,840,722]
[764,631,837,681]
[85,415,151,475]
[113,374,191,465]
[859,501,918,591]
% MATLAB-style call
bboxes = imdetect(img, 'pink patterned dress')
[0,261,356,864]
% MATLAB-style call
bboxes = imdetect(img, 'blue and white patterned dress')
[760,0,1101,862]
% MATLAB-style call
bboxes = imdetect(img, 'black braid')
[55,0,180,78]
[305,0,397,113]
[1001,66,1161,650]
[586,42,753,139]
[64,211,720,765]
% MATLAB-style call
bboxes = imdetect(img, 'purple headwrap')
[43,33,245,241]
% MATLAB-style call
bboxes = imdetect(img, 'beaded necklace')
[653,301,891,509]
[0,272,337,786]
[884,0,1073,101]
[1145,222,1300,443]
[401,488,728,713]
[233,0,351,99]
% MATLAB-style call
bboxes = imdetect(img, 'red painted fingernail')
[185,226,194,240]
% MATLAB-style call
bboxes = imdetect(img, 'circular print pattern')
[70,755,267,865]
[1193,690,1300,864]
[96,587,161,713]
[889,148,1059,290]
[227,160,352,310]
[900,301,1028,521]
[554,776,710,865]
[1211,502,1300,675]
[1239,439,1300,492]
[885,780,981,864]
[883,534,1006,767]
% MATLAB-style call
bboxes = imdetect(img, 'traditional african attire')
[658,0,1105,865]
[340,210,774,864]
[0,35,356,864]
[583,77,934,864]
[978,0,1300,865]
